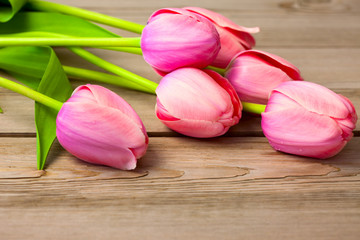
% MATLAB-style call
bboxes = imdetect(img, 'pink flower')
[184,7,259,68]
[261,81,357,159]
[56,85,148,170]
[225,50,303,104]
[141,8,220,75]
[155,68,241,138]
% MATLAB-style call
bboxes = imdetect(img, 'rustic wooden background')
[0,0,359,239]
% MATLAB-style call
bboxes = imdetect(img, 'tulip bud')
[56,85,148,170]
[184,7,260,68]
[262,81,357,159]
[155,68,242,138]
[225,50,303,104]
[141,8,220,75]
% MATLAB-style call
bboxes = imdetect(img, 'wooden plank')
[0,137,359,239]
[55,47,360,89]
[44,0,360,48]
[1,136,359,181]
[50,0,360,14]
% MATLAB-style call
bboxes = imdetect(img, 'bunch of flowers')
[0,0,357,171]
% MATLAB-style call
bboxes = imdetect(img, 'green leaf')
[0,46,73,169]
[0,0,28,22]
[0,11,118,37]
[35,49,72,170]
[0,46,49,86]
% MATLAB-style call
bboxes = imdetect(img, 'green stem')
[0,76,63,111]
[0,32,148,93]
[26,0,145,34]
[206,66,226,75]
[63,65,154,94]
[68,47,158,94]
[0,32,143,55]
[242,102,266,115]
[101,47,143,55]
[0,37,141,47]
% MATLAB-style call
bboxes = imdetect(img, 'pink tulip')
[184,7,260,68]
[225,50,303,104]
[155,68,241,138]
[141,8,220,75]
[56,84,148,170]
[262,81,357,159]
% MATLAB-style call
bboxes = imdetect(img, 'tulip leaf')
[0,0,28,22]
[0,11,118,37]
[0,46,73,169]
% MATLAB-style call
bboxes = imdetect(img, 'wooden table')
[1,0,359,239]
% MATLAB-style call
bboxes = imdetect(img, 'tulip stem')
[0,37,141,47]
[68,47,158,93]
[26,0,145,34]
[63,65,154,94]
[104,47,143,55]
[242,102,266,115]
[206,66,226,75]
[0,76,63,112]
[0,32,143,55]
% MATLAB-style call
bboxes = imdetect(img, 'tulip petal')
[160,118,229,138]
[226,59,293,104]
[57,101,148,169]
[262,107,346,158]
[204,69,242,121]
[229,50,303,80]
[73,85,148,137]
[210,27,247,68]
[273,81,355,120]
[141,11,220,73]
[183,7,259,67]
[184,6,259,48]
[155,98,180,121]
[148,8,198,20]
[156,68,235,121]
[264,87,304,112]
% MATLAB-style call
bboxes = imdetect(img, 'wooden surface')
[1,0,360,239]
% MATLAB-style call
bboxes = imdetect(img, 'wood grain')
[0,0,359,239]
[46,0,360,48]
[0,137,359,240]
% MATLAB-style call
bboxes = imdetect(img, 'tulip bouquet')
[0,0,357,171]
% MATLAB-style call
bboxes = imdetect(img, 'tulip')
[141,8,220,75]
[56,84,148,170]
[261,81,357,159]
[184,7,259,68]
[225,50,303,104]
[155,68,242,138]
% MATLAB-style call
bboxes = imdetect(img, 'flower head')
[261,81,357,159]
[155,68,241,138]
[56,84,148,170]
[141,8,220,75]
[184,7,259,68]
[225,50,303,104]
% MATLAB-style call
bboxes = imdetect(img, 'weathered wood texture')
[0,137,360,239]
[1,0,360,239]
